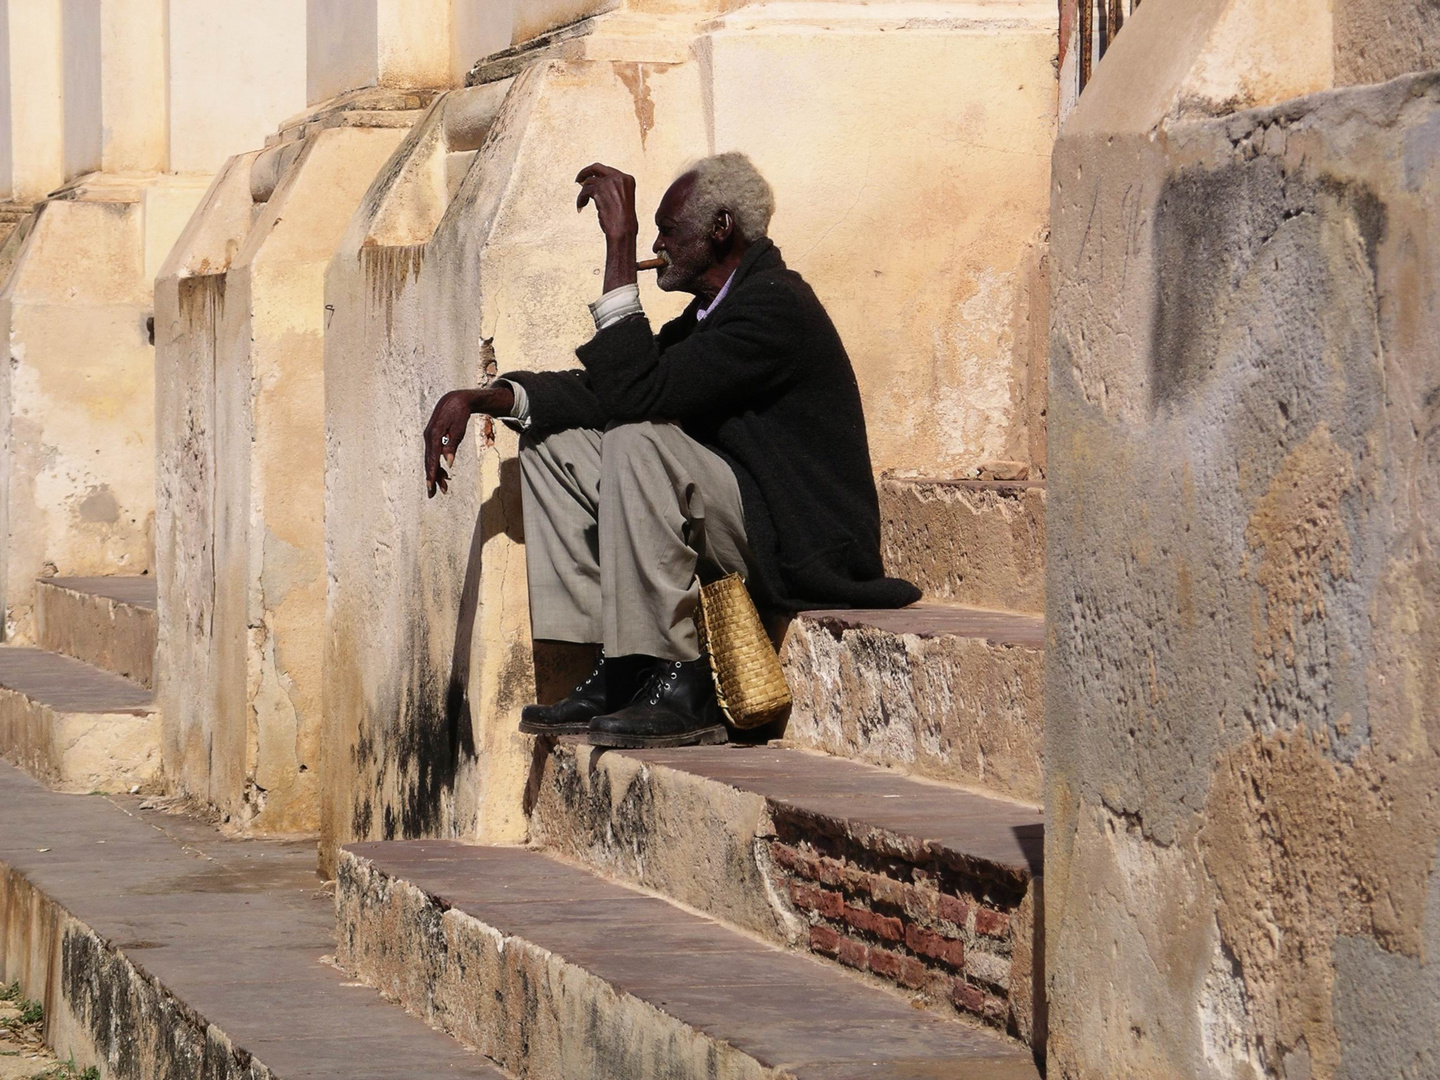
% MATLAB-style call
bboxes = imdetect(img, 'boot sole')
[584,724,730,749]
[518,719,594,736]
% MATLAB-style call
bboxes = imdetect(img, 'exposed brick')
[975,907,1011,938]
[867,947,904,979]
[815,857,847,888]
[791,882,844,919]
[772,842,820,880]
[868,875,908,908]
[899,956,928,989]
[771,842,803,872]
[837,938,868,970]
[951,979,985,1015]
[905,924,965,968]
[843,904,904,942]
[937,893,972,926]
[904,884,940,922]
[810,924,841,956]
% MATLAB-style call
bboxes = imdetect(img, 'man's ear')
[713,208,733,243]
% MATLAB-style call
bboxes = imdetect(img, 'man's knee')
[600,421,676,476]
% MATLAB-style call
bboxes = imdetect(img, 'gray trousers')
[518,422,753,661]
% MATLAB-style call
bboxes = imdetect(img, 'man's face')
[652,174,714,293]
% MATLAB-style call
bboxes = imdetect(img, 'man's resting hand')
[424,384,515,497]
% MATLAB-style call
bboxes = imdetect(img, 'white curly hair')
[674,152,775,242]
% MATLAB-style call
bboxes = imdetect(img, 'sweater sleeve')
[496,368,611,435]
[574,282,801,422]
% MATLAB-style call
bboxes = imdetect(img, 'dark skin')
[424,164,751,497]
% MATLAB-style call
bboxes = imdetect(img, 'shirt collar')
[696,269,738,321]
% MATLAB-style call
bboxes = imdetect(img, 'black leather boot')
[586,656,728,748]
[519,651,653,736]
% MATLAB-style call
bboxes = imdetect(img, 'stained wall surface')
[1046,1,1440,1075]
[156,122,411,834]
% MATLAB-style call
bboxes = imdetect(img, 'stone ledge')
[338,841,1042,1079]
[0,761,494,1079]
[527,742,1045,1046]
[781,607,1045,803]
[36,577,156,688]
[0,647,158,793]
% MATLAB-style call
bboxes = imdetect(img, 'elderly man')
[424,152,918,748]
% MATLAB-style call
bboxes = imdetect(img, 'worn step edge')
[0,858,282,1079]
[528,742,1044,1047]
[0,687,159,794]
[337,845,1040,1080]
[35,576,157,688]
[780,607,1044,804]
[339,849,775,1080]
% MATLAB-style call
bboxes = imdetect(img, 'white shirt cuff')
[588,283,644,330]
[492,378,531,431]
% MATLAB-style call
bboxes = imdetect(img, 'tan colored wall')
[166,0,307,174]
[61,0,167,180]
[320,4,1058,869]
[0,176,206,643]
[306,0,455,104]
[1046,1,1440,1076]
[155,119,411,833]
[0,0,64,202]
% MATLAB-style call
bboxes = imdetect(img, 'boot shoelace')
[575,650,607,694]
[636,660,684,707]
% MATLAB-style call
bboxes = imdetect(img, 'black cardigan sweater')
[501,239,920,612]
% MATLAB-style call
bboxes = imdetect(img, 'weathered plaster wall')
[320,3,1059,870]
[156,120,411,834]
[1334,0,1440,87]
[0,175,206,643]
[1047,20,1440,1079]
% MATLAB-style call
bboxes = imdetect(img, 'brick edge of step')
[528,742,1045,1048]
[336,847,779,1080]
[0,859,283,1080]
[35,577,157,689]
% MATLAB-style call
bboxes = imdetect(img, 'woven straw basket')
[697,574,792,730]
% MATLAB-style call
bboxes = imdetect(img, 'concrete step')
[0,761,501,1078]
[880,477,1045,612]
[0,646,159,793]
[779,605,1045,805]
[528,742,1044,1046]
[338,841,1043,1080]
[35,575,156,688]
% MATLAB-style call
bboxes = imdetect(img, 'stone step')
[0,646,159,793]
[35,575,157,688]
[880,477,1045,612]
[779,605,1045,805]
[0,761,500,1079]
[338,841,1043,1080]
[528,742,1045,1046]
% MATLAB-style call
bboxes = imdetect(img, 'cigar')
[636,258,667,272]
